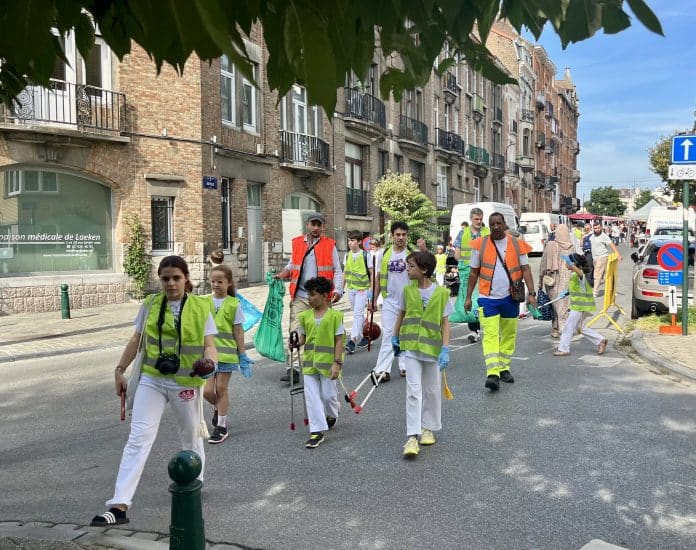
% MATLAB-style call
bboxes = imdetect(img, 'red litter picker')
[288,331,308,430]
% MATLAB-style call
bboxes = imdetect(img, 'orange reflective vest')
[470,235,532,296]
[289,235,336,299]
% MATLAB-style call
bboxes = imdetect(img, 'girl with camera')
[204,264,253,444]
[91,256,218,527]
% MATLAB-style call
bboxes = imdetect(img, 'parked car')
[652,225,696,242]
[630,237,695,319]
[519,221,548,256]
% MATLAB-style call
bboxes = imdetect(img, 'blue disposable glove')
[391,335,401,356]
[560,289,570,299]
[238,352,254,379]
[438,346,450,371]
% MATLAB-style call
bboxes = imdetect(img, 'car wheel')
[631,291,640,320]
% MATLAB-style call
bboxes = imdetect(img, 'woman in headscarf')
[538,223,576,338]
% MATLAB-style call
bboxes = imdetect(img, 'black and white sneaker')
[305,432,325,448]
[212,409,218,427]
[357,337,370,348]
[90,507,129,527]
[345,340,356,354]
[326,416,337,430]
[208,426,228,444]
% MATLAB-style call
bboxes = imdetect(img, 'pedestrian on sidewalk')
[538,223,575,338]
[91,255,217,527]
[434,244,447,286]
[342,230,372,354]
[370,221,412,380]
[590,220,622,297]
[464,213,537,392]
[553,253,607,356]
[295,277,345,449]
[203,264,254,445]
[392,251,451,457]
[274,212,343,384]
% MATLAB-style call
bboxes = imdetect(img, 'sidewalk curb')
[630,329,696,383]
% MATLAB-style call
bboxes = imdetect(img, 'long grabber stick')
[367,254,377,352]
[346,370,388,414]
[288,331,308,431]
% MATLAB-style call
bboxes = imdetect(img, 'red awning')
[569,213,598,220]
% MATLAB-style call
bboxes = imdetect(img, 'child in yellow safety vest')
[392,251,452,458]
[296,276,345,449]
[343,230,373,353]
[203,264,253,444]
[434,244,447,286]
[553,253,608,356]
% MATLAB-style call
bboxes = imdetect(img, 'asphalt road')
[1,249,695,550]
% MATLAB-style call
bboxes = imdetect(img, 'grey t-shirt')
[590,232,613,258]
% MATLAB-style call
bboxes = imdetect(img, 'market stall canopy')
[569,212,599,221]
[628,198,661,222]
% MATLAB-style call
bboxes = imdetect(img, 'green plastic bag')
[449,264,479,324]
[253,272,286,362]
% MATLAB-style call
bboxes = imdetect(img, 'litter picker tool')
[348,370,388,414]
[288,331,308,431]
[120,391,126,421]
[362,254,381,352]
[338,376,357,410]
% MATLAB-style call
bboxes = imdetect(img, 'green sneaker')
[420,429,436,446]
[402,436,420,457]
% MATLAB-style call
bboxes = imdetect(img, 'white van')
[520,211,561,230]
[646,206,696,238]
[449,202,519,244]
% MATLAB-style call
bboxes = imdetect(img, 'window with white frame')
[151,196,174,252]
[436,164,448,208]
[3,170,59,196]
[221,56,235,125]
[242,65,257,132]
[473,177,481,202]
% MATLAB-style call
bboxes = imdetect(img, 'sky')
[530,0,695,202]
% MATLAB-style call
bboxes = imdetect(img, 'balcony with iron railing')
[521,109,535,123]
[491,153,505,171]
[279,130,330,172]
[346,187,368,216]
[435,128,464,155]
[518,156,534,172]
[0,79,127,136]
[343,87,386,133]
[545,101,554,118]
[398,115,428,147]
[466,144,490,166]
[444,71,458,95]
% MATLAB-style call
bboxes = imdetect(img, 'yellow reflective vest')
[143,292,211,387]
[399,285,449,359]
[459,225,490,266]
[299,308,344,376]
[569,273,595,313]
[209,295,240,364]
[345,251,370,290]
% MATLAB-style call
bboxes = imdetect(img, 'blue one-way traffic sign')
[672,135,696,164]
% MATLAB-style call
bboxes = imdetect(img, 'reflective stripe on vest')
[459,226,490,265]
[569,273,595,312]
[472,235,531,296]
[142,293,209,387]
[345,251,370,290]
[379,245,413,298]
[209,295,240,364]
[300,308,344,375]
[289,235,336,299]
[399,285,449,359]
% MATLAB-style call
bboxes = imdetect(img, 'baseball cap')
[306,212,325,224]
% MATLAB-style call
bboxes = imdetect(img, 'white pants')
[435,273,445,286]
[558,310,604,353]
[107,375,205,509]
[405,356,442,436]
[303,373,339,433]
[374,299,406,374]
[347,288,369,341]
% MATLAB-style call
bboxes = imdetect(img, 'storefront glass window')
[0,169,113,275]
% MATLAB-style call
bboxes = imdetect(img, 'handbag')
[125,295,154,411]
[542,271,557,287]
[493,238,526,303]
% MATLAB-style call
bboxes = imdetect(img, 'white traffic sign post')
[668,285,678,315]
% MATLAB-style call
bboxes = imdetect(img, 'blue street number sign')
[658,271,684,285]
[202,175,218,189]
[671,135,696,164]
[657,242,684,271]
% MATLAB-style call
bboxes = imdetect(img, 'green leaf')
[626,0,664,35]
[74,12,95,61]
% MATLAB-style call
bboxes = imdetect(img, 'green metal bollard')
[60,284,71,319]
[168,450,205,550]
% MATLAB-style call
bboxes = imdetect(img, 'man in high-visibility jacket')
[275,212,344,383]
[464,212,537,392]
[454,207,489,342]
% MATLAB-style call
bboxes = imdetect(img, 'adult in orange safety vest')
[464,212,537,392]
[274,212,344,383]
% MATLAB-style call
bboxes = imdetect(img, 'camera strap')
[157,293,187,357]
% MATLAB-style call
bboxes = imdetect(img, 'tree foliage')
[633,189,653,211]
[0,0,663,115]
[123,215,151,299]
[583,186,627,217]
[648,132,696,204]
[373,171,449,246]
